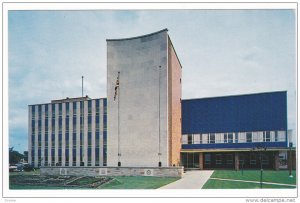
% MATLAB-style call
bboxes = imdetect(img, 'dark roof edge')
[28,97,107,106]
[106,28,168,41]
[182,90,287,102]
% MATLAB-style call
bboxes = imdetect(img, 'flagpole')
[117,71,121,167]
[158,66,161,167]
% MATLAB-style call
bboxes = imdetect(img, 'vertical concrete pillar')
[235,152,239,170]
[199,152,204,170]
[274,151,280,171]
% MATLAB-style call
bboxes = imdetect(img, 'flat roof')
[28,96,106,106]
[106,28,168,41]
[182,90,287,102]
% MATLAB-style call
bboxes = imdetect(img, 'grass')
[202,179,295,189]
[9,169,41,176]
[9,170,179,189]
[99,176,180,189]
[202,170,296,189]
[9,184,73,190]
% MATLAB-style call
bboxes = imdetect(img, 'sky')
[8,9,296,153]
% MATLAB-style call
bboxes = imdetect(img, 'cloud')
[8,10,296,152]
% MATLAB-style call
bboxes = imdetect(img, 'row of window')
[182,131,286,144]
[31,144,107,167]
[36,108,105,118]
[31,100,106,120]
[32,125,104,133]
[31,133,103,148]
[204,153,270,166]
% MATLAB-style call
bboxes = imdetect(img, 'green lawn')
[99,176,180,189]
[10,171,179,190]
[203,179,295,189]
[9,169,41,176]
[202,170,296,189]
[9,184,73,190]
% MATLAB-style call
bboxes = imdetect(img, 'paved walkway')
[210,178,297,187]
[160,170,214,189]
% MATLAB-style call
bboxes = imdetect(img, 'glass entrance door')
[181,152,200,169]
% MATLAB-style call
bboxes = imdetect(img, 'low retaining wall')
[40,166,183,178]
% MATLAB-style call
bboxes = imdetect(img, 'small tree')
[9,147,24,165]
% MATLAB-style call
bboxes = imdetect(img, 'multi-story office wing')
[28,97,107,168]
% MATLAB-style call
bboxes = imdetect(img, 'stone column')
[274,151,280,171]
[199,152,204,170]
[235,152,239,170]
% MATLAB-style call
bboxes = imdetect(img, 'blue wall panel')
[182,91,287,134]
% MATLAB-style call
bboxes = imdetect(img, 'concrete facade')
[107,29,182,167]
[28,97,107,168]
[40,166,183,178]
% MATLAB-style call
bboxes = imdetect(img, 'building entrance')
[180,152,199,169]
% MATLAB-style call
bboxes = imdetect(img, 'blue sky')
[8,10,296,153]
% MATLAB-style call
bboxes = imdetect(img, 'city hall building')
[29,29,290,174]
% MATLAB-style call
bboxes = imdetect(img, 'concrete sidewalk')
[160,170,214,189]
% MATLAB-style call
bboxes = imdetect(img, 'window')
[38,105,42,119]
[66,133,69,148]
[246,132,252,143]
[45,105,49,118]
[193,134,200,144]
[187,134,193,144]
[278,131,286,141]
[215,133,222,143]
[239,154,245,166]
[238,132,246,143]
[73,156,76,166]
[235,133,238,143]
[250,154,257,165]
[224,133,228,143]
[52,104,56,117]
[226,154,233,165]
[204,154,211,165]
[80,101,84,116]
[202,134,208,144]
[96,123,100,131]
[88,132,92,147]
[209,133,215,144]
[66,102,69,116]
[31,105,35,118]
[228,133,233,143]
[216,154,222,165]
[59,103,62,116]
[275,131,278,142]
[265,131,271,142]
[182,135,188,144]
[256,131,263,142]
[262,154,269,166]
[73,133,76,145]
[252,132,258,142]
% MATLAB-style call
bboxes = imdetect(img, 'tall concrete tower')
[107,29,182,167]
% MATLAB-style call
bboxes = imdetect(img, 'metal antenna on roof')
[82,76,84,97]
